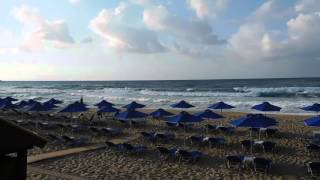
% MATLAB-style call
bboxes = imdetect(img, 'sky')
[0,0,320,80]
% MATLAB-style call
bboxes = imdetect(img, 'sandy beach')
[0,108,317,179]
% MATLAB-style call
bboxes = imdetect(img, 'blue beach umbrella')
[231,113,278,146]
[15,100,29,109]
[167,111,202,145]
[304,116,320,127]
[27,99,40,106]
[122,101,146,110]
[42,102,59,109]
[115,109,147,120]
[301,103,320,113]
[170,100,194,109]
[166,111,203,124]
[59,101,88,114]
[0,101,17,110]
[24,102,53,112]
[3,96,18,102]
[115,109,147,129]
[44,98,63,105]
[0,99,11,106]
[98,106,119,113]
[95,100,114,108]
[230,114,278,128]
[195,109,224,120]
[150,108,174,118]
[252,102,281,112]
[209,101,235,112]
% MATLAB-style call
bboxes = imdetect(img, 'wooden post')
[17,150,27,180]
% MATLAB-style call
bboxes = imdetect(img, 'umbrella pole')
[250,130,253,154]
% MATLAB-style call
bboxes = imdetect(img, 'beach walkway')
[27,134,140,179]
[27,144,106,164]
[28,134,140,163]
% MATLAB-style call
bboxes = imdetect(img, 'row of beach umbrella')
[2,96,320,129]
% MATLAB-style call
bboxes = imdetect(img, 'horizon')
[1,0,320,80]
[2,76,320,82]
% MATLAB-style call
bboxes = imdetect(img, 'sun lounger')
[262,141,276,153]
[166,122,178,128]
[141,132,156,142]
[205,124,217,132]
[90,127,101,134]
[154,132,175,141]
[176,149,202,163]
[203,137,225,148]
[56,123,66,129]
[101,127,122,136]
[241,140,253,152]
[307,161,320,177]
[122,143,147,154]
[46,133,63,143]
[306,143,320,154]
[189,135,204,146]
[70,124,86,132]
[218,126,235,134]
[105,141,124,151]
[226,155,243,170]
[253,157,272,174]
[157,146,177,160]
[61,135,87,146]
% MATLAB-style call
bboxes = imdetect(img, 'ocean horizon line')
[2,76,320,82]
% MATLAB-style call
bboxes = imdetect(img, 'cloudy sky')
[0,0,320,80]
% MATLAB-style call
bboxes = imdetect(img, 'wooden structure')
[0,118,46,180]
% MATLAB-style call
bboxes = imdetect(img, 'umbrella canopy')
[0,99,12,106]
[252,102,281,112]
[170,100,194,108]
[301,103,320,112]
[27,99,40,106]
[59,102,88,113]
[150,108,173,118]
[304,116,320,127]
[3,96,18,102]
[24,102,53,112]
[42,102,59,109]
[194,109,224,119]
[0,102,17,110]
[122,101,146,110]
[115,109,147,120]
[44,98,63,105]
[166,111,203,123]
[97,106,119,113]
[15,100,29,108]
[95,100,114,108]
[208,101,235,110]
[230,114,278,128]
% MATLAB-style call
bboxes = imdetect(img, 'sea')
[0,78,320,114]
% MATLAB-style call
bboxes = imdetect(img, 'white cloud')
[228,0,320,62]
[114,2,129,16]
[143,5,225,57]
[295,0,320,13]
[130,0,150,6]
[4,5,74,53]
[187,0,229,19]
[89,8,166,53]
[69,0,80,4]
